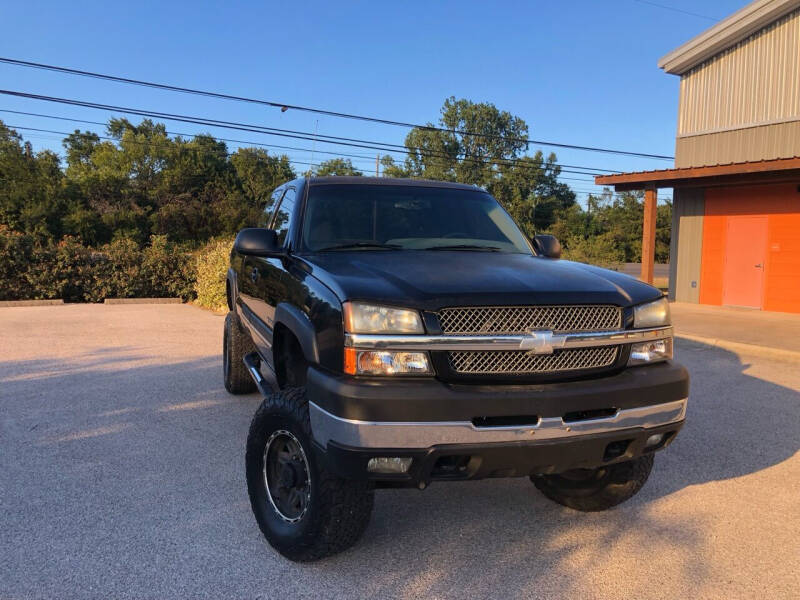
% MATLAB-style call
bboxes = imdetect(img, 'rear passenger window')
[261,188,285,228]
[272,188,296,246]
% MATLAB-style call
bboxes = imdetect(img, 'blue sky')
[1,0,748,204]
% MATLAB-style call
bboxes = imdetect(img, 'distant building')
[597,0,800,313]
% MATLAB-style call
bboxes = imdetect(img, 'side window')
[272,188,296,247]
[260,188,285,228]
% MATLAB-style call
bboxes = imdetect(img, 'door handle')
[250,267,259,282]
[754,264,763,269]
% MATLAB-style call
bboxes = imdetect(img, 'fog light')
[367,457,412,474]
[645,433,665,448]
[628,337,673,365]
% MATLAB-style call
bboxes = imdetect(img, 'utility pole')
[375,154,380,177]
[309,119,318,176]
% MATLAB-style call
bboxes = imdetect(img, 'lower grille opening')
[431,455,471,479]
[448,346,619,375]
[472,415,540,428]
[563,408,618,423]
[603,439,632,462]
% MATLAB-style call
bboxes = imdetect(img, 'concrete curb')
[677,333,800,364]
[0,299,65,307]
[103,298,183,305]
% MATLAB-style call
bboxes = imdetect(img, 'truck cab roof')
[306,176,483,191]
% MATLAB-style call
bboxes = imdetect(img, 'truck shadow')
[642,338,800,497]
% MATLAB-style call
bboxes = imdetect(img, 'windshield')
[301,184,532,254]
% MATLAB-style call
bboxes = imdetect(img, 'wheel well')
[273,324,308,389]
[226,279,233,311]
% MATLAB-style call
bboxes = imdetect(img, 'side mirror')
[533,234,561,259]
[234,228,283,256]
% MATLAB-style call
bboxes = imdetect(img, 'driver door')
[242,187,296,365]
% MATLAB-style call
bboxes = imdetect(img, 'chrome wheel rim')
[263,430,311,523]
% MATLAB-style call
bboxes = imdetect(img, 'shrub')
[142,235,196,300]
[0,226,35,300]
[0,227,196,301]
[194,237,233,312]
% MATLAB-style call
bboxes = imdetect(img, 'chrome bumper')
[309,398,687,449]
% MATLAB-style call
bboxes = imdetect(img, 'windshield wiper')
[317,242,403,251]
[422,244,501,251]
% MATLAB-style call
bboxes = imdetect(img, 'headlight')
[343,302,424,334]
[633,297,671,328]
[628,337,673,365]
[344,349,432,375]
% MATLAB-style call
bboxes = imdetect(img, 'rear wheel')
[246,387,374,561]
[531,455,654,512]
[223,311,257,394]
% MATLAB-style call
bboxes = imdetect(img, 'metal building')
[597,0,800,313]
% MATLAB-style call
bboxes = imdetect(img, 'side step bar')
[243,352,274,396]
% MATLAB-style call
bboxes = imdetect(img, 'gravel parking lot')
[2,304,798,599]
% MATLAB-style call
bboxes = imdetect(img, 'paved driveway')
[2,305,798,599]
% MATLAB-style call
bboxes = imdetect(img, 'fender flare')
[274,303,320,365]
[226,268,237,311]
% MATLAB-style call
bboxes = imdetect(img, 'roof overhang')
[658,0,800,75]
[594,157,800,191]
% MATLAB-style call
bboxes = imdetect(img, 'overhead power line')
[0,92,619,176]
[0,104,619,174]
[0,56,674,160]
[6,124,358,172]
[632,0,718,21]
[0,109,380,163]
[7,124,608,192]
[0,108,614,174]
[13,123,671,201]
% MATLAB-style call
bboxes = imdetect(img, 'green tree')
[315,158,363,176]
[488,152,576,236]
[230,147,295,204]
[379,155,408,178]
[551,190,672,266]
[56,119,297,245]
[0,122,67,239]
[401,97,529,187]
[393,98,573,232]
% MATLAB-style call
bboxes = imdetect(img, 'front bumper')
[307,361,689,485]
[307,360,689,422]
[319,421,683,487]
[310,399,686,448]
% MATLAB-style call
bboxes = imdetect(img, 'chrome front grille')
[437,305,622,335]
[438,305,623,377]
[448,346,619,375]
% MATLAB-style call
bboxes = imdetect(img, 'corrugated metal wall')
[675,121,800,167]
[676,8,800,167]
[669,188,705,302]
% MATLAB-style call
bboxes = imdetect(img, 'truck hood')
[299,251,662,310]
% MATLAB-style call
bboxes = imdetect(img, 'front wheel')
[245,387,374,561]
[531,455,654,512]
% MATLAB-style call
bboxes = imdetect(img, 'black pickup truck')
[225,176,688,561]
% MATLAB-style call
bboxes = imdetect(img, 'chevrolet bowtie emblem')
[519,330,567,355]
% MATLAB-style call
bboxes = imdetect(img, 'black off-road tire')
[223,311,257,394]
[531,455,654,512]
[245,387,374,561]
